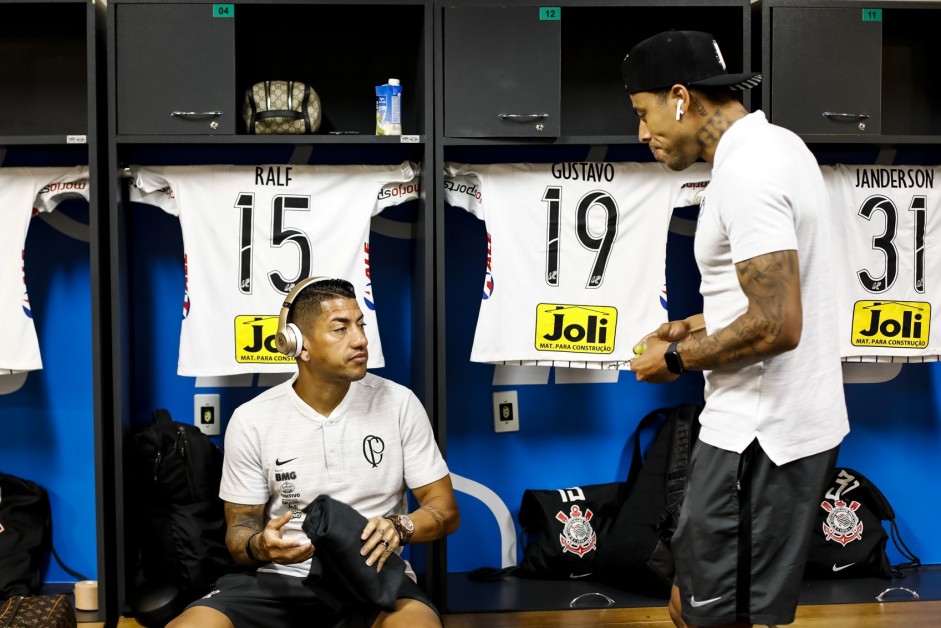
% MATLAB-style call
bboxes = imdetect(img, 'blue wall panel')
[0,198,97,582]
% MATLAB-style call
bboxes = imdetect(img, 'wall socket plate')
[194,394,221,436]
[492,390,519,433]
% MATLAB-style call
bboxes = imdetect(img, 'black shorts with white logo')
[672,439,838,627]
[187,569,438,628]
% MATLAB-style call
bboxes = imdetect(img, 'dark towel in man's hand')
[301,495,409,613]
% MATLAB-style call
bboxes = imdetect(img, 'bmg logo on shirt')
[234,315,296,363]
[851,301,930,349]
[534,304,617,354]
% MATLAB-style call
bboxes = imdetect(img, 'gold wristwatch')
[385,513,414,544]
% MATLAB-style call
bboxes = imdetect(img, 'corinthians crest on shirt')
[556,504,597,557]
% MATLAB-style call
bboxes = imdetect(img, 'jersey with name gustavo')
[0,167,90,372]
[821,164,941,362]
[444,161,710,369]
[129,163,420,376]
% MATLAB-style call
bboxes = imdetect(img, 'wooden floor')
[442,601,941,627]
[78,600,941,627]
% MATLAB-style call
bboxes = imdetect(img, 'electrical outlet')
[492,390,519,433]
[194,394,221,436]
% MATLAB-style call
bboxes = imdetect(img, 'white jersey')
[129,163,420,376]
[0,167,90,372]
[822,164,941,362]
[219,372,450,580]
[444,161,711,368]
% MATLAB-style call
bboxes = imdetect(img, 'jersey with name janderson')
[0,167,90,373]
[444,161,711,369]
[129,163,420,376]
[821,164,941,362]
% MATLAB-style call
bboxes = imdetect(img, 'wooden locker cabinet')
[763,0,941,142]
[116,3,236,135]
[443,6,561,137]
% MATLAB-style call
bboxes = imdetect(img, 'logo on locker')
[850,301,930,349]
[535,303,617,354]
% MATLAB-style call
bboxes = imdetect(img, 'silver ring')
[379,539,390,548]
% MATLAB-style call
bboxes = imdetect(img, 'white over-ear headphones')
[276,276,331,358]
[675,98,684,121]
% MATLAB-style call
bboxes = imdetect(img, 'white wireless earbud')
[675,98,684,121]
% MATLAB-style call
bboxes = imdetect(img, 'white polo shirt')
[694,112,848,465]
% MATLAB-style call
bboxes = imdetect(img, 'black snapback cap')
[622,30,761,94]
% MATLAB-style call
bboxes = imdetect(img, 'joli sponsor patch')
[234,315,295,363]
[851,300,930,349]
[535,303,617,354]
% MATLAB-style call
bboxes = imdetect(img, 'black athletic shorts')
[672,439,839,627]
[186,570,438,628]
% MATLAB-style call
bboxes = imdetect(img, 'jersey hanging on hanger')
[821,164,941,362]
[0,167,90,373]
[129,163,420,376]
[443,161,710,369]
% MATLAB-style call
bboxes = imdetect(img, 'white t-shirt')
[219,372,449,579]
[444,161,711,369]
[129,163,420,376]
[821,164,941,362]
[694,112,848,465]
[0,167,90,372]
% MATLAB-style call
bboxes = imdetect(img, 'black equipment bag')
[804,467,920,579]
[128,409,234,609]
[0,472,91,612]
[0,473,52,599]
[509,404,701,597]
[516,482,627,580]
[594,403,701,597]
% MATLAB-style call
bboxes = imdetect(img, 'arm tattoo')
[420,503,449,535]
[224,502,265,562]
[680,251,800,370]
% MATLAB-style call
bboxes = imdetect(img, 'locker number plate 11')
[862,9,882,21]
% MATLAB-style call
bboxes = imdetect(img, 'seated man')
[168,277,459,628]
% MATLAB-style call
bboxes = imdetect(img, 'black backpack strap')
[152,408,173,425]
[626,407,670,493]
[888,518,922,574]
[50,544,91,582]
[664,404,701,512]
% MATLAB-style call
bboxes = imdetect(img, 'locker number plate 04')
[213,4,235,18]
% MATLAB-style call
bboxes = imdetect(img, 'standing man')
[624,31,849,628]
[168,277,459,628]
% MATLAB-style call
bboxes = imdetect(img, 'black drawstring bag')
[804,467,920,579]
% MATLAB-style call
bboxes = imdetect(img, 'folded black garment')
[301,495,409,613]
